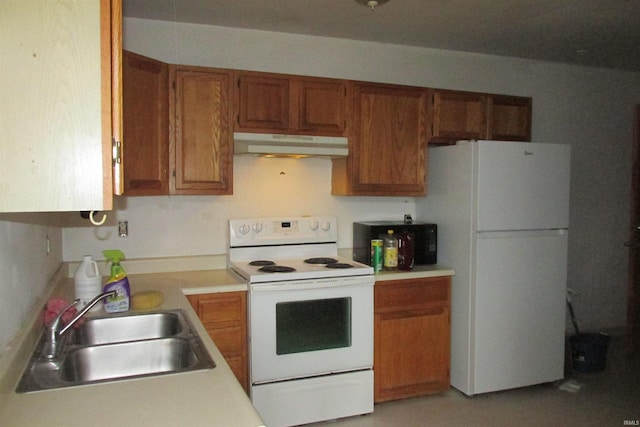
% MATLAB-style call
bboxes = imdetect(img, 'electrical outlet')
[118,221,128,237]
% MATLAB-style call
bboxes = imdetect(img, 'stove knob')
[309,220,319,231]
[252,222,263,233]
[238,224,251,235]
[321,221,331,231]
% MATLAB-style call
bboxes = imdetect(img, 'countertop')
[0,266,263,427]
[372,264,454,281]
[0,256,453,427]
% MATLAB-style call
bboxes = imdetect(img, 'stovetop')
[228,216,373,283]
[229,255,373,283]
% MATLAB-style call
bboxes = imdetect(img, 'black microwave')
[353,221,437,266]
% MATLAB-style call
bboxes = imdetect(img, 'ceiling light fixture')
[355,0,390,11]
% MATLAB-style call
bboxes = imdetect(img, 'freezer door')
[471,229,568,395]
[475,141,570,231]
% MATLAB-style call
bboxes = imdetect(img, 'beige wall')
[0,215,62,352]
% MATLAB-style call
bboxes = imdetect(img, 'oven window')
[276,297,351,355]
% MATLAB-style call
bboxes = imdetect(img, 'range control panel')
[229,216,337,247]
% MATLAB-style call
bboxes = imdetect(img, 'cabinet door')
[374,277,451,402]
[187,292,248,392]
[122,50,169,195]
[0,0,119,212]
[348,84,427,196]
[109,0,124,196]
[431,90,487,142]
[236,73,290,131]
[488,95,532,141]
[297,78,348,134]
[375,306,450,402]
[173,68,233,194]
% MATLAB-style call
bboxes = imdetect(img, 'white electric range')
[228,216,374,427]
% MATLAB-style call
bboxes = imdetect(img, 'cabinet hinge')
[172,169,176,178]
[112,138,122,166]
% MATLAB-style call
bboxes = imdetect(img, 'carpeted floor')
[310,335,640,427]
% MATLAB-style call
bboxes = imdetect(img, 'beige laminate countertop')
[0,267,264,427]
[372,264,454,281]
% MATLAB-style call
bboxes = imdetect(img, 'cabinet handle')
[89,210,107,226]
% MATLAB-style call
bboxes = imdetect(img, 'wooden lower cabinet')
[374,276,451,402]
[187,292,248,393]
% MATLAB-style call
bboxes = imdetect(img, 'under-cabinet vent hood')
[234,132,348,158]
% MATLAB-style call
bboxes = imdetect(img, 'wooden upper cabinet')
[297,78,349,134]
[237,73,290,130]
[109,0,124,197]
[431,90,487,142]
[122,58,232,196]
[430,90,532,144]
[0,0,121,212]
[488,95,532,141]
[332,83,428,196]
[172,66,233,195]
[235,72,348,136]
[122,50,169,196]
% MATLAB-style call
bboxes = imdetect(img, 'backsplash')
[62,156,416,261]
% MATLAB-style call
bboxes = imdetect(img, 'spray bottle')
[102,249,131,313]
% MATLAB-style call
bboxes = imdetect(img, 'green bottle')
[102,249,130,313]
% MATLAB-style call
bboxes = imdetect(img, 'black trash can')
[569,333,610,373]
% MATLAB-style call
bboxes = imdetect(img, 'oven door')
[249,275,374,384]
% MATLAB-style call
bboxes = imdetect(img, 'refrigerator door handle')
[476,229,568,239]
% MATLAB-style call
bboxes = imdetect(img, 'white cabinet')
[0,0,121,212]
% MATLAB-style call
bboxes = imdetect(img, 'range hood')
[234,132,348,158]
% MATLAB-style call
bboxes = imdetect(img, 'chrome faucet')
[41,290,116,360]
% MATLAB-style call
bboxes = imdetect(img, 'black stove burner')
[249,260,276,266]
[259,265,296,273]
[304,257,338,265]
[325,262,354,269]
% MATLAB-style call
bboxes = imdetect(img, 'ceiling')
[123,0,640,72]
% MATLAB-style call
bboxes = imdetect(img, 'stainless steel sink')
[61,338,198,382]
[17,309,215,393]
[72,311,182,345]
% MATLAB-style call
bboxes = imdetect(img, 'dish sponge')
[131,290,164,310]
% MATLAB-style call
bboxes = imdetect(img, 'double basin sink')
[17,309,215,393]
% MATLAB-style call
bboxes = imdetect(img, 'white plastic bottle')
[74,255,103,312]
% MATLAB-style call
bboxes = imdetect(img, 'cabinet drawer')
[375,277,450,311]
[191,293,245,324]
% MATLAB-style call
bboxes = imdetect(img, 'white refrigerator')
[417,140,570,396]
